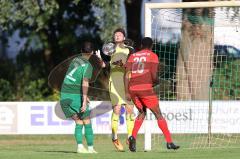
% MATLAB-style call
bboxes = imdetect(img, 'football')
[102,42,116,56]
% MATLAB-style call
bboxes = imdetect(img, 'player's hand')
[118,60,124,67]
[112,60,124,67]
[87,97,90,103]
[125,92,131,101]
[111,60,120,65]
[95,50,102,59]
[81,101,87,112]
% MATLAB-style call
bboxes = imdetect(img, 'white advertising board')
[0,101,240,134]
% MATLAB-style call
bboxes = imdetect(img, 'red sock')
[157,118,172,143]
[132,118,144,139]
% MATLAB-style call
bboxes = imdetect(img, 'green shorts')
[60,94,90,119]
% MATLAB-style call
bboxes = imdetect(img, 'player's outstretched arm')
[95,50,106,68]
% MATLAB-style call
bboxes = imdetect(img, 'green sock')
[84,124,94,146]
[74,124,83,144]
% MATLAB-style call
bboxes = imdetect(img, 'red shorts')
[129,88,158,110]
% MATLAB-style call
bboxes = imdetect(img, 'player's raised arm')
[95,50,106,68]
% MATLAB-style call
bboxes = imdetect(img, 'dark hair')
[82,42,94,53]
[141,37,153,49]
[113,28,126,37]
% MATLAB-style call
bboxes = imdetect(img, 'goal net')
[144,1,240,151]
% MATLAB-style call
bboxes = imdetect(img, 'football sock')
[78,144,84,149]
[132,118,144,139]
[84,123,94,146]
[126,113,135,138]
[75,124,83,144]
[88,146,94,151]
[157,118,172,143]
[111,112,119,140]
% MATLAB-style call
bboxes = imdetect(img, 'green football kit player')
[60,42,97,154]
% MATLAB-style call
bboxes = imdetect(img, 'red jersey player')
[124,37,180,152]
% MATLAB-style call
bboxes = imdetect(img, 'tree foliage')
[0,0,122,101]
[0,78,15,100]
[92,0,122,41]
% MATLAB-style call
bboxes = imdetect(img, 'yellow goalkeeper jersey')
[109,45,132,106]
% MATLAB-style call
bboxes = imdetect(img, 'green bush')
[0,79,15,100]
[212,59,240,100]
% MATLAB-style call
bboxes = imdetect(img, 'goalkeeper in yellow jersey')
[108,28,135,151]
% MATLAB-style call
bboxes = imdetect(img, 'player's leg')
[125,104,135,142]
[128,106,146,152]
[147,96,180,150]
[109,79,124,151]
[128,95,145,152]
[83,118,97,153]
[112,105,121,140]
[72,115,88,153]
[149,104,173,142]
[79,104,97,153]
[132,106,146,139]
[111,105,124,151]
[60,97,88,153]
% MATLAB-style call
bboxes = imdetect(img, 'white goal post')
[144,1,240,151]
[145,1,240,38]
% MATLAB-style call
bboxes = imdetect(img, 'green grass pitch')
[0,134,240,159]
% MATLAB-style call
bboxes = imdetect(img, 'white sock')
[88,146,94,150]
[112,134,118,140]
[78,144,84,149]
